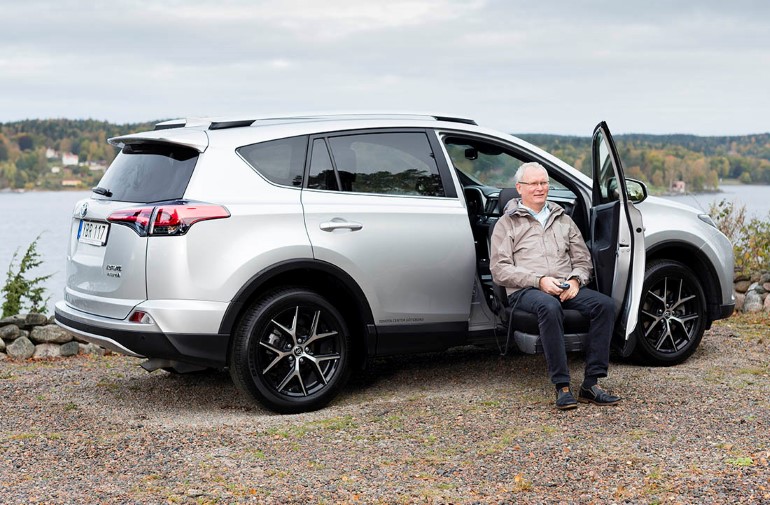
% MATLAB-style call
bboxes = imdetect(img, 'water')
[0,191,90,314]
[659,184,770,220]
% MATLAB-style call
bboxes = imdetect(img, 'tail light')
[108,203,230,237]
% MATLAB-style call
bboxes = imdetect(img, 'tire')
[632,259,707,366]
[229,288,351,414]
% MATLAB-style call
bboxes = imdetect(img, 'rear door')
[301,129,476,350]
[590,122,645,339]
[64,142,200,319]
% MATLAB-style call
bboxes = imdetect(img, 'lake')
[0,190,90,314]
[1,185,768,315]
[659,184,770,220]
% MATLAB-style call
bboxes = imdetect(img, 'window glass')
[96,143,198,203]
[328,132,445,197]
[237,136,307,187]
[307,139,338,190]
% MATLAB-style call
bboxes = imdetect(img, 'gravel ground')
[1,317,769,504]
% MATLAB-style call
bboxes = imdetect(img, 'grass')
[716,311,770,342]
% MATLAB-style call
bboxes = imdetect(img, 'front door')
[590,121,646,341]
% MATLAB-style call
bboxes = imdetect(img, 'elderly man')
[490,162,621,410]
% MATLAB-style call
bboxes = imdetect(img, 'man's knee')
[536,295,563,318]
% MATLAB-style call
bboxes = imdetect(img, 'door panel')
[302,191,475,325]
[590,122,645,339]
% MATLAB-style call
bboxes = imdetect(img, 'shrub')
[709,199,770,276]
[2,235,52,317]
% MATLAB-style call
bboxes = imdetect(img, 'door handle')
[319,219,363,232]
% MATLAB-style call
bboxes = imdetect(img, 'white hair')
[514,162,548,184]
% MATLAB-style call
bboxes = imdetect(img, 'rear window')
[96,143,198,203]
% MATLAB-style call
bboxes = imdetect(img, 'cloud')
[0,0,768,134]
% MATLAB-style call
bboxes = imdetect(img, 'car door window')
[327,132,446,197]
[307,138,338,190]
[237,136,307,187]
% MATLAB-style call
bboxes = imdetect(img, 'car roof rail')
[153,113,478,131]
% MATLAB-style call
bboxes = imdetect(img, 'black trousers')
[508,287,615,385]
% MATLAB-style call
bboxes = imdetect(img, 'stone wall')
[733,272,770,313]
[0,313,105,361]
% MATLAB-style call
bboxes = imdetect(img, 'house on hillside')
[670,180,686,193]
[62,153,79,166]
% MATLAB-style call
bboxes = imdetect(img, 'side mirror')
[625,178,648,204]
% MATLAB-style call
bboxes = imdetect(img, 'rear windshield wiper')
[92,186,113,197]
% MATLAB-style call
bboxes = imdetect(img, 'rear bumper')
[54,301,230,368]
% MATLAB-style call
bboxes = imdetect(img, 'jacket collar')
[505,198,564,218]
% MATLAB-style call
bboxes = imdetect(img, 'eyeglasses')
[517,180,550,188]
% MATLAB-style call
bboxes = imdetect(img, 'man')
[490,162,621,410]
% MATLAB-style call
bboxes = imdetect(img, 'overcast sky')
[1,0,768,135]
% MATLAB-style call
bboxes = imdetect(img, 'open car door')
[590,122,646,350]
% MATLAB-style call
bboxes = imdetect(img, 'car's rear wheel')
[229,288,351,413]
[632,259,707,366]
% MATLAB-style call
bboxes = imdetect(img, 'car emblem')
[80,202,88,218]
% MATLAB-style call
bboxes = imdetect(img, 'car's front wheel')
[229,288,351,413]
[632,259,708,366]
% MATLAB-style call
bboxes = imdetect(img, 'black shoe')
[578,385,621,406]
[555,386,578,410]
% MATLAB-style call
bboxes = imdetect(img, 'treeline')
[1,119,769,191]
[517,132,770,191]
[0,119,154,190]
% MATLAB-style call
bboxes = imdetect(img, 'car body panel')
[64,198,148,320]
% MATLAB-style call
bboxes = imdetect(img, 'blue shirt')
[520,203,551,227]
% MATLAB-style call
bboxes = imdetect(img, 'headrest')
[497,187,521,213]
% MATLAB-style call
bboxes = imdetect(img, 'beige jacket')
[490,200,593,296]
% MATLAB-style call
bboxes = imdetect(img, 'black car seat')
[489,188,591,354]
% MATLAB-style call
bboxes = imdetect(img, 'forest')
[0,119,768,192]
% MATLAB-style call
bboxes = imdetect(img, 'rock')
[0,315,26,327]
[60,341,80,357]
[0,324,21,341]
[48,315,56,325]
[29,325,73,344]
[734,280,752,293]
[79,343,106,356]
[734,272,750,282]
[33,343,62,359]
[0,338,5,352]
[0,352,6,361]
[765,294,770,312]
[760,272,770,284]
[744,291,763,313]
[734,292,745,312]
[19,330,29,339]
[25,313,49,327]
[763,282,770,293]
[6,337,35,360]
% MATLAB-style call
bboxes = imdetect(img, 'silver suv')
[55,114,735,413]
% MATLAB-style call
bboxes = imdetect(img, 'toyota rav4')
[55,114,735,413]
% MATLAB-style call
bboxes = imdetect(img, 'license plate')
[78,220,110,246]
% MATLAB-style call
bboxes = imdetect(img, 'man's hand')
[559,278,580,302]
[538,276,579,301]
